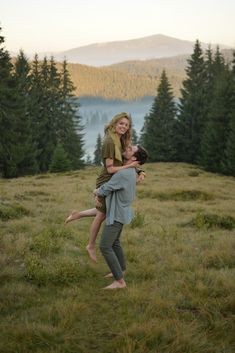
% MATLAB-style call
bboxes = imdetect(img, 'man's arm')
[95,172,125,198]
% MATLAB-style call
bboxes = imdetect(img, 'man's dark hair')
[134,145,148,165]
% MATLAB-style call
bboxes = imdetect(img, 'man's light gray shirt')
[97,168,136,225]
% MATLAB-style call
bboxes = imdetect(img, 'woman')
[65,112,139,262]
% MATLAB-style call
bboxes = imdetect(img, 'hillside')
[64,49,233,100]
[65,62,162,100]
[41,34,230,66]
[1,163,235,353]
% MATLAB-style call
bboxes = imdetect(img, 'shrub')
[130,211,145,228]
[25,255,86,286]
[192,212,235,230]
[0,202,30,221]
[28,227,73,256]
[138,189,214,201]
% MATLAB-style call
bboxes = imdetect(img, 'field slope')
[0,163,235,353]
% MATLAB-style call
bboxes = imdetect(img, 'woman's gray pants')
[99,221,126,280]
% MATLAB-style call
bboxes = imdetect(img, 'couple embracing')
[65,112,148,289]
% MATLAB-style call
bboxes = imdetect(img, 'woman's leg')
[65,208,97,224]
[86,210,106,262]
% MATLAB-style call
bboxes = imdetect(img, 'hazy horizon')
[1,0,235,54]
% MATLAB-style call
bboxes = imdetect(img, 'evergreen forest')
[1,27,235,177]
[140,41,235,176]
[0,28,84,178]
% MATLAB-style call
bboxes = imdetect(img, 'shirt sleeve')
[97,173,124,197]
[102,137,115,160]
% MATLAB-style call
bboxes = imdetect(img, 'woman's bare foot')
[104,272,114,278]
[65,211,81,224]
[103,279,126,290]
[86,245,97,263]
[104,271,126,278]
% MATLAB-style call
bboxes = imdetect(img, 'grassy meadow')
[0,163,235,353]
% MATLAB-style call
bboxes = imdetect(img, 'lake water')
[79,96,154,159]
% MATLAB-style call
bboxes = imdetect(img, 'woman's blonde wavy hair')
[104,112,132,150]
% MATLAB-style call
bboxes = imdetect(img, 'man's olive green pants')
[99,221,126,280]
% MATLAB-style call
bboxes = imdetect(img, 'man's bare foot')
[103,279,126,290]
[65,211,81,224]
[86,245,97,263]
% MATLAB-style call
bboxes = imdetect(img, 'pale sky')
[1,0,235,54]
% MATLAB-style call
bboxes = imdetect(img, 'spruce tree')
[0,28,20,177]
[13,50,38,175]
[93,133,102,165]
[30,56,64,172]
[59,59,84,169]
[28,55,54,172]
[200,67,233,173]
[38,57,58,171]
[49,144,72,173]
[177,40,207,163]
[225,112,235,176]
[132,127,139,145]
[200,47,233,173]
[140,70,177,162]
[224,52,235,175]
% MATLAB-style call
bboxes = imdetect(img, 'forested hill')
[63,57,184,100]
[62,49,233,100]
[64,62,161,100]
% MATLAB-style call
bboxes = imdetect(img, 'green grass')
[0,163,235,353]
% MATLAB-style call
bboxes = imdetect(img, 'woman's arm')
[105,158,139,174]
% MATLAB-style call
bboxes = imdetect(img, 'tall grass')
[0,163,234,353]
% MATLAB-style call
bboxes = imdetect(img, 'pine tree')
[225,112,235,176]
[93,133,102,165]
[38,57,58,172]
[140,70,177,162]
[28,55,55,172]
[49,144,72,173]
[200,66,233,173]
[177,40,207,163]
[0,27,20,177]
[200,46,234,173]
[59,60,84,169]
[132,127,139,145]
[13,50,38,175]
[203,46,215,104]
[224,52,235,175]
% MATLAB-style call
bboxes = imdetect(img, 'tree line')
[1,26,235,177]
[0,28,84,178]
[138,41,235,176]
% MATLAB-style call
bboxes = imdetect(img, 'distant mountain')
[38,34,230,66]
[11,44,234,100]
[63,49,233,100]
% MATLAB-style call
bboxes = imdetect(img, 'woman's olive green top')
[96,134,123,188]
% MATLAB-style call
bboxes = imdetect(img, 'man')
[94,145,148,289]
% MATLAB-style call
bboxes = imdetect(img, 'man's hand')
[95,196,102,208]
[137,171,146,183]
[93,188,99,196]
[93,189,102,207]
